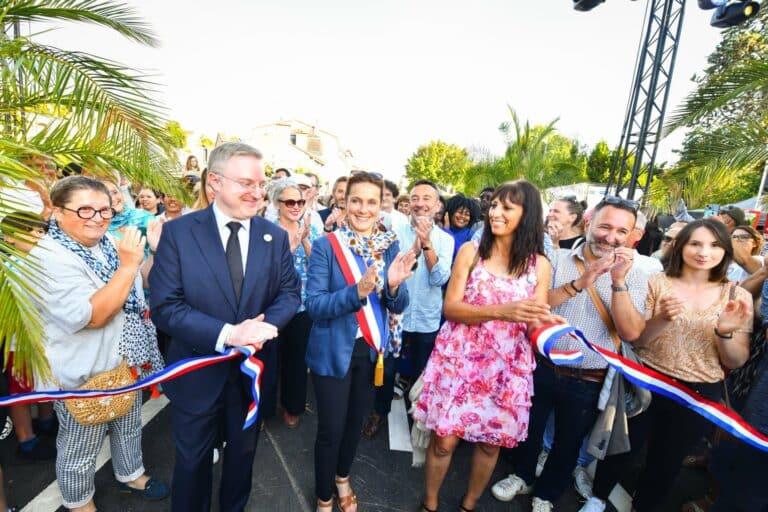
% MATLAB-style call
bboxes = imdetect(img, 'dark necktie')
[225,221,244,302]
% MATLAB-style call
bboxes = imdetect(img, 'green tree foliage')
[661,9,768,211]
[587,140,611,183]
[404,141,471,190]
[166,120,188,150]
[0,0,183,381]
[463,107,586,195]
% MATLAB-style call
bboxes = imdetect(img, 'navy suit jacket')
[149,206,301,414]
[305,236,409,378]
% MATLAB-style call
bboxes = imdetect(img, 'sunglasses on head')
[350,170,383,180]
[559,195,578,202]
[278,199,306,208]
[600,195,639,212]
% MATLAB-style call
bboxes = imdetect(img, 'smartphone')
[704,204,720,218]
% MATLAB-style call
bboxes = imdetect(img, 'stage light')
[698,0,727,10]
[573,0,605,12]
[710,1,760,28]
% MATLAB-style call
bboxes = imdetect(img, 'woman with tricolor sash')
[583,219,753,512]
[305,172,416,512]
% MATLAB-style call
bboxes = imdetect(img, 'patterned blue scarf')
[48,218,144,315]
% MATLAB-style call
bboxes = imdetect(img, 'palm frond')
[665,59,768,134]
[2,0,159,47]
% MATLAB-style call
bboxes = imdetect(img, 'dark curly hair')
[478,180,545,277]
[445,194,481,229]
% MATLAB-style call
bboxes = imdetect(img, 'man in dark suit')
[149,142,300,512]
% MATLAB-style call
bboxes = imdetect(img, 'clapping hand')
[717,297,751,337]
[146,219,165,253]
[498,300,552,324]
[116,226,146,270]
[387,250,417,293]
[658,293,685,321]
[546,221,563,246]
[610,247,635,282]
[413,217,433,246]
[325,207,343,230]
[228,314,278,350]
[357,264,378,300]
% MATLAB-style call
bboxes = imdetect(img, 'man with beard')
[491,197,648,512]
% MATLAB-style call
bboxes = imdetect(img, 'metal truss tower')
[605,0,687,201]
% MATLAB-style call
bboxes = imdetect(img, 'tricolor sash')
[0,346,264,431]
[327,232,388,386]
[533,323,768,453]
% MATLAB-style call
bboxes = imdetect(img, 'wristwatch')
[422,244,432,251]
[611,284,629,292]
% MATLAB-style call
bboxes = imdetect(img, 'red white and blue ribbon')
[0,346,264,431]
[327,232,387,355]
[532,323,768,453]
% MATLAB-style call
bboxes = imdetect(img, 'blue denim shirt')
[393,223,454,333]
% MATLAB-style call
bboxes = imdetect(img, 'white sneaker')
[573,465,594,499]
[578,497,606,512]
[212,447,220,465]
[535,449,549,478]
[491,473,532,502]
[531,497,554,512]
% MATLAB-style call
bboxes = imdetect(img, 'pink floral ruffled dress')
[413,251,538,447]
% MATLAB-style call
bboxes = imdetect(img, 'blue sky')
[40,0,724,178]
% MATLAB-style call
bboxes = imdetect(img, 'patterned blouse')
[273,219,321,313]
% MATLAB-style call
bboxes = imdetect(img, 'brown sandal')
[317,497,334,512]
[335,476,358,512]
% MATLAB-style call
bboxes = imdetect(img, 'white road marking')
[21,395,169,512]
[263,426,312,512]
[387,396,412,453]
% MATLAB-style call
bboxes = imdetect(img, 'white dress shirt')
[212,202,251,352]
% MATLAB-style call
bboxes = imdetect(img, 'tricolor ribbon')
[532,323,768,453]
[327,233,388,386]
[0,346,264,431]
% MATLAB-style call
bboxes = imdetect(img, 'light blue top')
[393,222,454,333]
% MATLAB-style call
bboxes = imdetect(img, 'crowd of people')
[0,142,767,512]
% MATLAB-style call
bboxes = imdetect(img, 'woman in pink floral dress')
[416,181,553,512]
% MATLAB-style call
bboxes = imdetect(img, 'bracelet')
[714,327,733,339]
[562,283,577,298]
[611,284,629,292]
[569,280,583,293]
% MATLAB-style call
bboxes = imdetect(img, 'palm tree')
[0,1,183,381]
[464,106,585,195]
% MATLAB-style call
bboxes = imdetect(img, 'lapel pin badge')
[263,234,273,242]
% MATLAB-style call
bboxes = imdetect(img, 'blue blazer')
[149,206,301,413]
[305,236,409,378]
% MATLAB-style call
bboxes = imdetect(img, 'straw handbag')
[65,360,137,426]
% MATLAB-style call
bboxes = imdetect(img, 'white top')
[0,179,45,219]
[31,236,125,390]
[380,209,409,232]
[633,250,663,277]
[212,202,249,270]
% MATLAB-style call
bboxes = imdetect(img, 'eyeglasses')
[350,170,383,180]
[213,173,266,192]
[61,206,116,219]
[599,195,639,212]
[732,234,753,241]
[662,235,674,243]
[278,199,306,208]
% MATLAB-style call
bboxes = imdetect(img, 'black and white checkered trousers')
[53,393,145,508]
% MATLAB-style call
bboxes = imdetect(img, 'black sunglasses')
[559,195,578,202]
[599,195,639,212]
[278,199,306,208]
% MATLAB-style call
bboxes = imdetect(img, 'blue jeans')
[509,361,602,502]
[542,412,594,468]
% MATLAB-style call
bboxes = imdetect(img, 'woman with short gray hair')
[271,177,321,427]
[31,176,168,511]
